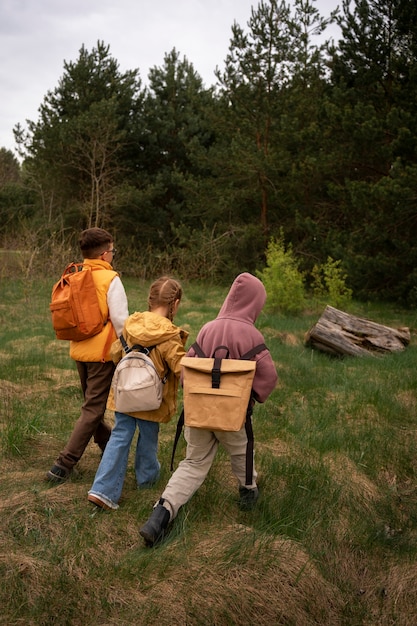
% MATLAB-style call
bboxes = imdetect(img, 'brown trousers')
[55,360,115,470]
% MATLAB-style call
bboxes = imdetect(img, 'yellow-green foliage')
[311,257,352,309]
[257,235,305,314]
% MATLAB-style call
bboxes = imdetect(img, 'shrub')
[257,234,305,314]
[311,257,352,309]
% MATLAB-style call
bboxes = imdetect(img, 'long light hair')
[148,276,182,321]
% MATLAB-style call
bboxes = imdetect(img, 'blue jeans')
[88,411,160,508]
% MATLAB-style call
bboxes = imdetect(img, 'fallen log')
[305,305,410,357]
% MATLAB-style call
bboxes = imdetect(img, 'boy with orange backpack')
[46,228,129,482]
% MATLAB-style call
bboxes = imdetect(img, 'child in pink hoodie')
[140,273,278,546]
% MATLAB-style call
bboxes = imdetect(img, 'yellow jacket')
[69,259,118,362]
[107,311,188,423]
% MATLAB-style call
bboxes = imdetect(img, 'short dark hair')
[79,228,113,259]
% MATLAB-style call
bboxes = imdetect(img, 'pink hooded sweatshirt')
[187,273,278,403]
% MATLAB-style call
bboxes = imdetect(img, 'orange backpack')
[50,263,105,341]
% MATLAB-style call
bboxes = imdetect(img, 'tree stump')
[305,305,411,357]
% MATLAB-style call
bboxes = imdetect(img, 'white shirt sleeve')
[107,276,129,336]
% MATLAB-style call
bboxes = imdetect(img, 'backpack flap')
[181,356,256,431]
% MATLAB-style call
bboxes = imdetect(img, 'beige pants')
[161,425,257,519]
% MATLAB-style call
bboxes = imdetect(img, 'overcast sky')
[0,0,340,155]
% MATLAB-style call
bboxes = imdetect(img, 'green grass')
[1,275,417,624]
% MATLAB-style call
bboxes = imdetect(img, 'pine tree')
[14,41,143,229]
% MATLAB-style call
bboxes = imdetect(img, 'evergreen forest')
[1,0,417,305]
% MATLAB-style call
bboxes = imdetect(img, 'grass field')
[1,275,417,625]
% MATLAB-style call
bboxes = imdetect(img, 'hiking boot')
[46,464,71,483]
[139,499,170,547]
[239,486,259,511]
[87,493,118,511]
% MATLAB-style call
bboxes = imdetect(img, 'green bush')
[257,234,305,314]
[311,257,352,309]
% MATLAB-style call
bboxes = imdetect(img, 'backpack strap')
[119,335,167,383]
[244,402,255,485]
[241,343,267,359]
[190,341,206,357]
[120,334,156,355]
[170,342,205,469]
[191,342,266,361]
[170,407,184,471]
[210,344,267,391]
[211,345,229,389]
[192,342,231,389]
[241,344,268,484]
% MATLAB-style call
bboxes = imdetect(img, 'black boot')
[239,486,259,511]
[140,498,170,546]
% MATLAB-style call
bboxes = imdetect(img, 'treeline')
[1,0,417,304]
